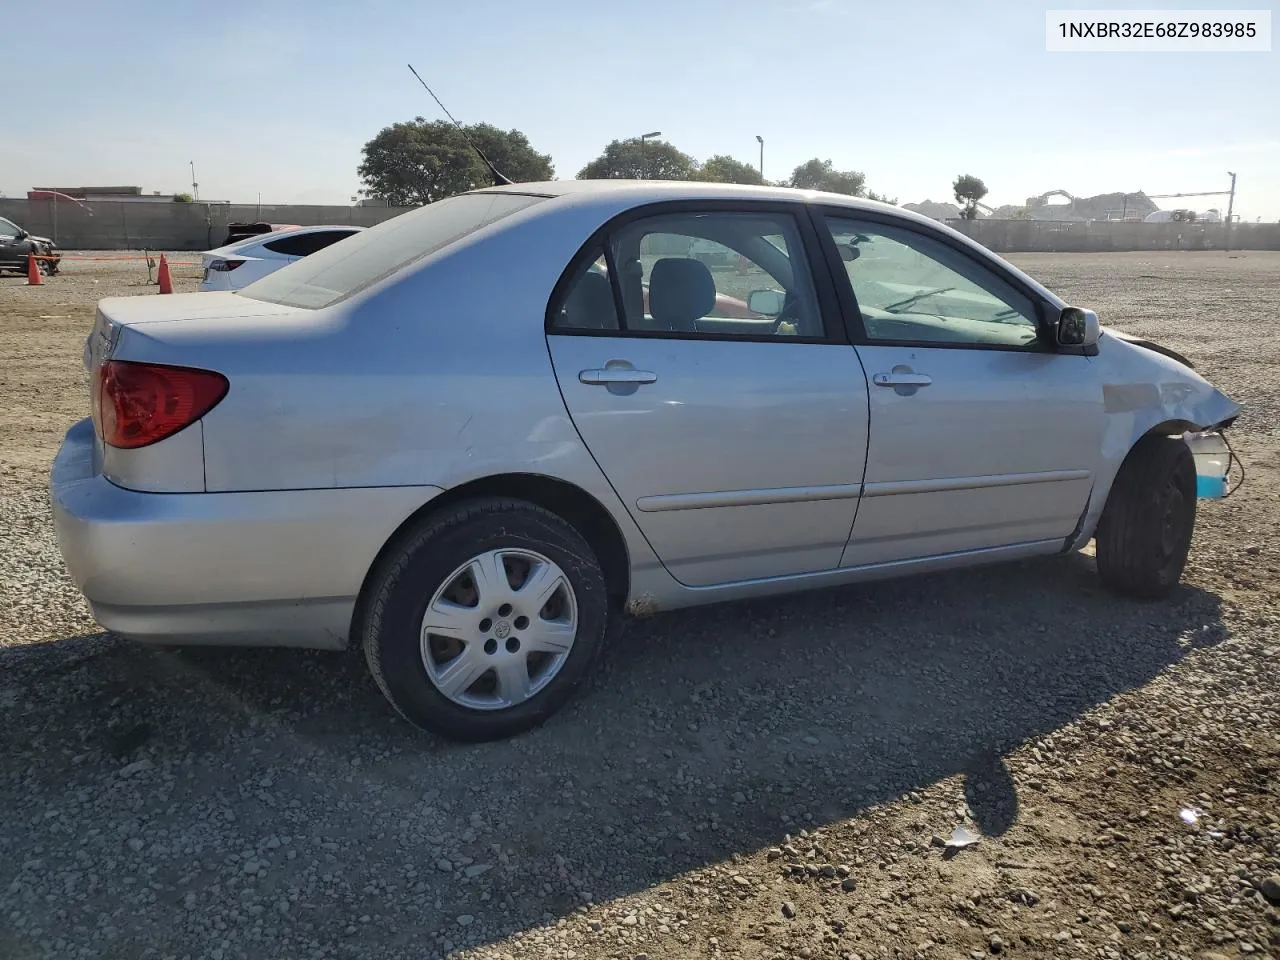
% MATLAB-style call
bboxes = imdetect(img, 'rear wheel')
[1094,435,1197,599]
[361,498,610,741]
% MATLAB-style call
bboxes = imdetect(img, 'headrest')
[648,257,716,331]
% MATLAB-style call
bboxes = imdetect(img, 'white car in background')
[199,225,366,291]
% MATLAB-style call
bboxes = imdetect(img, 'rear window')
[237,192,545,309]
[262,230,359,258]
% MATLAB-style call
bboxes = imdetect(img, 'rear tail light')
[207,258,245,272]
[93,360,229,449]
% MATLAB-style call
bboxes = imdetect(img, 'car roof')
[474,178,882,208]
[470,178,950,230]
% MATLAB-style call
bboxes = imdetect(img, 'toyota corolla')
[50,180,1241,741]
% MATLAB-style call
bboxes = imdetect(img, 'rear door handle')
[872,372,932,388]
[579,368,658,385]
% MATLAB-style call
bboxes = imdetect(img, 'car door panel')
[817,212,1106,567]
[0,219,20,269]
[841,345,1101,566]
[547,204,872,586]
[549,335,868,586]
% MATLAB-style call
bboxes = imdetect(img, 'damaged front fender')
[1067,328,1242,550]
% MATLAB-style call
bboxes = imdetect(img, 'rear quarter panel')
[172,193,667,576]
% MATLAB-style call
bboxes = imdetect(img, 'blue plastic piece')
[1195,475,1226,499]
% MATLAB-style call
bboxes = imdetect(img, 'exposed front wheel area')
[1095,435,1198,599]
[361,499,610,742]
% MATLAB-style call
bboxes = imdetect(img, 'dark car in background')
[222,221,303,246]
[0,216,60,275]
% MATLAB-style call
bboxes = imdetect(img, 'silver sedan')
[50,180,1242,741]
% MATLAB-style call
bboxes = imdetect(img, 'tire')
[361,497,611,742]
[1094,435,1197,599]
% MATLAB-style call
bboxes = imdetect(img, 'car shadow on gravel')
[0,550,1228,954]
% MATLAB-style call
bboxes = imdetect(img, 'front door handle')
[872,372,932,388]
[579,368,658,385]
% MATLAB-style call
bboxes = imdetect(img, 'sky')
[4,0,1277,219]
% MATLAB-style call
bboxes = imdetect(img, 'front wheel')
[361,498,611,741]
[1094,435,1197,599]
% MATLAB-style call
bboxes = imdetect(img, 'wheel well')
[1071,425,1198,551]
[1144,419,1198,438]
[348,474,631,646]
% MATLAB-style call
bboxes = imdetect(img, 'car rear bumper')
[50,418,443,649]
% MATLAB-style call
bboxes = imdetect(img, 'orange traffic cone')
[157,254,173,294]
[26,253,44,285]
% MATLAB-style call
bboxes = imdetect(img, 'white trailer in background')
[1143,208,1222,224]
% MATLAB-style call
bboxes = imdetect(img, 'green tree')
[698,154,764,185]
[953,174,988,220]
[464,123,556,184]
[172,193,193,203]
[866,190,898,205]
[788,158,866,196]
[577,139,699,180]
[358,118,554,206]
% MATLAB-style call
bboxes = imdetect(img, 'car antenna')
[407,64,513,186]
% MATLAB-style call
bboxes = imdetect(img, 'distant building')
[28,186,212,203]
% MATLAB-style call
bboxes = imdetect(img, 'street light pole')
[638,131,661,179]
[756,135,764,181]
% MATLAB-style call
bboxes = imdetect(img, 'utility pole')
[1224,171,1237,252]
[756,135,764,181]
[190,161,200,202]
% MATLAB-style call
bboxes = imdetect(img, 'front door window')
[825,217,1041,348]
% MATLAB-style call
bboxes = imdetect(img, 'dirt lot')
[1,252,1277,960]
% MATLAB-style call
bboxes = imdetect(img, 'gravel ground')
[1,251,1277,960]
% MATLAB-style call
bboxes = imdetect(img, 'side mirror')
[837,242,861,262]
[747,288,786,316]
[1057,306,1100,347]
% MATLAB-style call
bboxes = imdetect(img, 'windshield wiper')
[884,286,954,312]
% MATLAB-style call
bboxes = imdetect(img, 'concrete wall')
[3,197,1279,253]
[0,199,413,251]
[946,218,1280,253]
